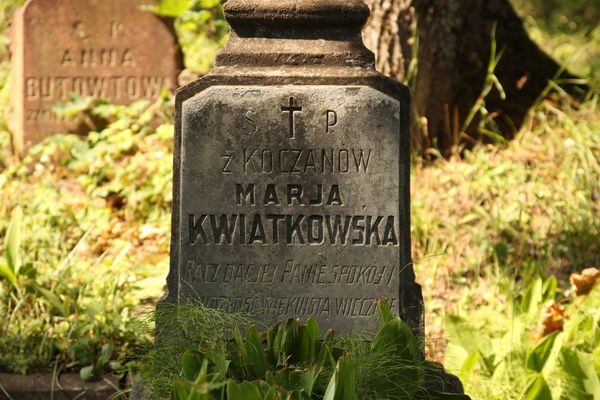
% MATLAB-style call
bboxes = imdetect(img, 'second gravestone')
[11,0,183,152]
[164,0,423,335]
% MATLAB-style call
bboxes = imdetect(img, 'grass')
[511,0,600,87]
[412,93,600,398]
[0,0,598,398]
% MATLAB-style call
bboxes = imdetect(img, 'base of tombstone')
[126,363,466,399]
[423,362,466,394]
[0,372,121,399]
[129,375,154,400]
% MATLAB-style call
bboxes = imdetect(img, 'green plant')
[144,301,470,400]
[0,206,152,377]
[0,96,173,375]
[150,0,229,76]
[0,206,23,291]
[444,273,600,399]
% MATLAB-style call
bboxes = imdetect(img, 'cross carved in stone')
[281,96,303,139]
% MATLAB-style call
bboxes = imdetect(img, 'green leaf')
[526,332,560,373]
[521,374,552,400]
[521,276,543,317]
[182,350,205,381]
[283,318,300,361]
[293,318,320,364]
[0,264,17,287]
[5,206,23,275]
[227,380,264,400]
[52,94,94,118]
[36,285,67,317]
[207,351,231,378]
[150,0,191,18]
[542,276,558,302]
[324,356,357,400]
[559,348,600,399]
[100,343,113,361]
[377,299,394,327]
[445,314,481,355]
[460,352,480,377]
[316,329,336,368]
[246,324,269,379]
[266,321,285,366]
[96,343,114,373]
[444,342,470,373]
[171,377,192,400]
[80,365,97,382]
[268,368,316,395]
[372,316,420,366]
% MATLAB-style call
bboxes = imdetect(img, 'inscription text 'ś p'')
[281,97,302,139]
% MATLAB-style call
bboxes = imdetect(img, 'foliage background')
[0,0,598,399]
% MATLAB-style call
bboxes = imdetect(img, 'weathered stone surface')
[163,0,423,337]
[11,0,182,152]
[175,85,403,333]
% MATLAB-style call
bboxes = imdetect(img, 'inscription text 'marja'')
[187,181,400,246]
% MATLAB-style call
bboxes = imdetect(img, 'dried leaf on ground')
[539,300,567,337]
[569,267,600,297]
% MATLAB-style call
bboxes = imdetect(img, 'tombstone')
[163,0,424,337]
[11,0,183,153]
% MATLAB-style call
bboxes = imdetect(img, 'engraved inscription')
[110,21,124,39]
[15,0,182,146]
[26,109,60,122]
[238,148,372,174]
[187,213,399,246]
[60,48,136,68]
[326,110,337,133]
[281,97,302,139]
[25,76,169,101]
[244,110,258,135]
[178,86,404,333]
[185,260,394,286]
[193,295,399,318]
[72,21,88,40]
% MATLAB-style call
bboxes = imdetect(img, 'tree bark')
[363,0,585,155]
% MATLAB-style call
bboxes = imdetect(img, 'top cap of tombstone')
[217,0,374,68]
[224,0,369,31]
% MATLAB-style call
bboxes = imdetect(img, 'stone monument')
[11,0,183,153]
[164,0,423,336]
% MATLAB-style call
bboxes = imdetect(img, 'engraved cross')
[281,96,302,139]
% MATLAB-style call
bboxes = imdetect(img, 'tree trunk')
[363,0,585,155]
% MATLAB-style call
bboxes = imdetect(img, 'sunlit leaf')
[521,374,552,400]
[36,285,67,317]
[5,206,23,275]
[0,264,17,287]
[526,332,560,373]
[149,0,191,18]
[560,348,600,399]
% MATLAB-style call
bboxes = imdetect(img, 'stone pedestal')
[164,0,423,337]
